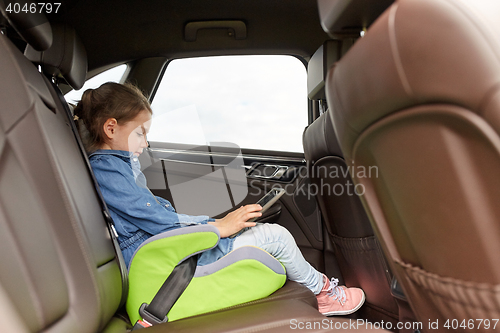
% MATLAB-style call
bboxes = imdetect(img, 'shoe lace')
[326,278,346,305]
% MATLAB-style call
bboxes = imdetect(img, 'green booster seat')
[126,224,287,324]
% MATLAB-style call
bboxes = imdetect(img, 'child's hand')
[208,204,262,238]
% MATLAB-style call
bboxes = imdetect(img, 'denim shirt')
[89,149,234,267]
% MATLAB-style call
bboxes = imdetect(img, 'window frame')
[63,63,129,102]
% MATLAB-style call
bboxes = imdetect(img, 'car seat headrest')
[325,0,500,160]
[25,23,87,90]
[307,41,341,100]
[0,0,52,51]
[303,110,344,161]
[317,0,394,38]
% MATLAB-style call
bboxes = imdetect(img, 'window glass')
[150,55,307,152]
[64,64,127,104]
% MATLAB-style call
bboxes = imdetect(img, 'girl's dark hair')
[73,82,152,153]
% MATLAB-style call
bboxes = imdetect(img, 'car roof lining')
[48,0,328,72]
[49,0,391,96]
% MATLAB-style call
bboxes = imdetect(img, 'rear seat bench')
[0,6,389,333]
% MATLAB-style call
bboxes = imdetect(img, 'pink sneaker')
[316,275,365,316]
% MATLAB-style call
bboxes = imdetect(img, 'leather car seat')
[321,0,500,327]
[0,2,391,332]
[304,41,399,324]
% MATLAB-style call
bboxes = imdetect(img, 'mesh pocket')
[332,234,398,315]
[396,260,500,332]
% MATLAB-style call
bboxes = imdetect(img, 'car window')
[64,64,127,104]
[149,55,307,152]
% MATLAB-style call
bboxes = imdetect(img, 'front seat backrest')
[323,0,500,325]
[304,41,398,322]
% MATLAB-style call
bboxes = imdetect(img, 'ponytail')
[73,88,95,152]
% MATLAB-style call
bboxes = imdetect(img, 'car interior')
[1,0,499,332]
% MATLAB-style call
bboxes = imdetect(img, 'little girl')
[74,82,365,316]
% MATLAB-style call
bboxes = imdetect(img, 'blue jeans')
[232,223,324,295]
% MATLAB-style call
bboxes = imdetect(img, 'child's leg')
[232,223,324,294]
[233,223,366,316]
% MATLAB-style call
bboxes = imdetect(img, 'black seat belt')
[50,80,129,307]
[133,254,198,329]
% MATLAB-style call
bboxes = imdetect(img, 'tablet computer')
[247,188,285,222]
[229,188,285,238]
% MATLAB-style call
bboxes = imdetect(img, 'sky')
[65,55,308,153]
[64,64,128,104]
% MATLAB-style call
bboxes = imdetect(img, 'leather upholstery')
[303,110,343,162]
[326,0,500,162]
[0,0,52,51]
[323,0,500,326]
[0,3,401,331]
[25,23,87,89]
[317,0,394,38]
[0,9,394,333]
[0,29,122,332]
[304,43,399,322]
[303,111,374,238]
[0,21,328,333]
[148,299,381,333]
[307,40,341,100]
[303,111,399,320]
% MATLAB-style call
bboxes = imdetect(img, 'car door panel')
[140,141,325,271]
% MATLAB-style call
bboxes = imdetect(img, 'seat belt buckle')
[110,224,119,238]
[138,302,169,326]
[132,319,152,330]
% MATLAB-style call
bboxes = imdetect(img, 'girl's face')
[103,110,152,155]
